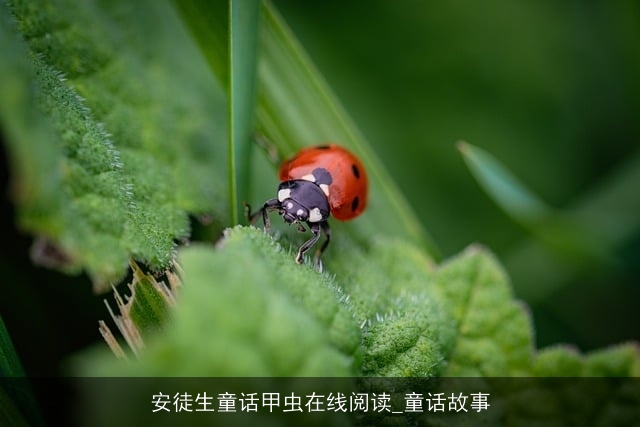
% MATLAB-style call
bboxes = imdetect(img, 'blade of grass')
[0,315,43,426]
[171,0,228,87]
[458,142,609,260]
[506,150,640,302]
[0,315,24,379]
[458,142,611,265]
[256,3,439,258]
[171,0,258,226]
[172,0,440,258]
[459,141,639,302]
[228,0,260,225]
[0,387,29,427]
[457,141,551,224]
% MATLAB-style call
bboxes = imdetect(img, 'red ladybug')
[248,144,368,264]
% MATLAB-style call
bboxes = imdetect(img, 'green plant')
[1,0,638,425]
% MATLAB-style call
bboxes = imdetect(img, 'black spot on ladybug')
[351,196,360,212]
[315,145,331,150]
[351,164,360,179]
[312,168,333,185]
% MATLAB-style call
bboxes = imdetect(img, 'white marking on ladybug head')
[286,202,293,209]
[308,207,323,222]
[301,173,316,182]
[277,188,291,202]
[296,209,304,217]
[319,183,330,197]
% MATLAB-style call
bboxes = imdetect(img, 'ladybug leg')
[295,222,322,264]
[313,221,331,265]
[247,198,280,232]
[244,203,254,222]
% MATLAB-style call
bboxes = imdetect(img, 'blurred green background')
[271,0,640,350]
[1,0,639,378]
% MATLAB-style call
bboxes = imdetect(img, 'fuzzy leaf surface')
[1,0,227,289]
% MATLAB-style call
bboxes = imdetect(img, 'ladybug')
[247,144,368,264]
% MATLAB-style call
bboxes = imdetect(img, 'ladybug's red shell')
[279,144,368,220]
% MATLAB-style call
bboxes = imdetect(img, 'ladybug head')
[280,198,309,223]
[276,180,330,224]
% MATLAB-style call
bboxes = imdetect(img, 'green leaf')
[126,265,175,338]
[2,0,228,291]
[584,343,640,377]
[494,344,640,427]
[84,233,639,379]
[533,343,640,377]
[99,261,177,358]
[87,229,627,380]
[0,2,64,237]
[534,343,640,377]
[532,345,585,376]
[329,238,453,376]
[76,227,640,427]
[434,246,534,376]
[78,227,360,376]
